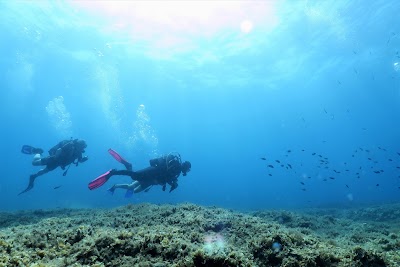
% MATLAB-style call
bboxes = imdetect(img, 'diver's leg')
[32,154,43,166]
[108,182,136,194]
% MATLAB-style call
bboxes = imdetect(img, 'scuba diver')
[19,138,88,195]
[88,149,191,197]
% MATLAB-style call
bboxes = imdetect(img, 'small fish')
[367,158,372,160]
[359,147,364,151]
[374,171,381,174]
[352,155,355,157]
[287,164,292,169]
[260,157,267,160]
[329,177,335,180]
[376,184,379,187]
[324,108,328,114]
[397,167,400,169]
[365,150,370,152]
[275,160,281,163]
[345,184,349,188]
[280,164,284,168]
[300,182,305,185]
[388,159,393,161]
[301,188,306,191]
[345,170,350,172]
[302,149,305,152]
[268,165,274,168]
[54,185,62,190]
[307,176,311,179]
[362,128,367,131]
[397,152,400,156]
[287,150,291,153]
[333,170,341,173]
[268,174,272,176]
[312,153,316,156]
[323,179,327,181]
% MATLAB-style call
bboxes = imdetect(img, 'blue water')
[1,1,399,211]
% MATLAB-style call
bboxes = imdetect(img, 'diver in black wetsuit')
[88,150,191,197]
[19,139,88,195]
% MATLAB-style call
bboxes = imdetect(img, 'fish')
[300,182,305,185]
[260,157,267,160]
[275,160,281,163]
[376,184,379,187]
[287,150,291,153]
[287,164,292,169]
[301,188,306,191]
[389,159,393,161]
[374,171,381,174]
[312,153,316,156]
[368,158,372,160]
[268,165,274,168]
[365,150,370,152]
[54,185,62,190]
[268,174,272,177]
[345,184,349,188]
[397,152,400,156]
[329,177,335,180]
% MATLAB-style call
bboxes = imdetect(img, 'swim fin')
[18,174,36,195]
[108,148,132,170]
[21,145,44,155]
[88,170,112,190]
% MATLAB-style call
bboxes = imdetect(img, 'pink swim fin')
[108,148,132,170]
[88,170,112,190]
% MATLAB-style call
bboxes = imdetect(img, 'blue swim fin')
[21,145,43,155]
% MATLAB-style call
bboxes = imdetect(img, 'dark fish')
[329,177,335,180]
[359,147,364,151]
[301,188,306,191]
[287,150,291,153]
[333,170,340,173]
[268,165,274,168]
[312,153,316,156]
[368,158,372,160]
[345,184,349,188]
[324,108,328,114]
[302,149,305,152]
[300,182,305,185]
[356,172,359,175]
[389,159,393,161]
[54,186,62,190]
[287,164,292,169]
[323,179,327,181]
[374,171,380,174]
[380,170,384,172]
[397,152,400,156]
[397,167,400,169]
[307,176,311,179]
[260,157,267,160]
[275,160,281,163]
[359,166,362,169]
[365,149,370,152]
[376,184,379,187]
[280,164,284,167]
[352,155,355,157]
[268,174,272,176]
[345,170,350,172]
[362,128,367,131]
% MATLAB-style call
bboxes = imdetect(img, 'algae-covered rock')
[0,203,398,266]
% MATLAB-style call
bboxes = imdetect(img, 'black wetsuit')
[42,140,85,170]
[110,154,182,192]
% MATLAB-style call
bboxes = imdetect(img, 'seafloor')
[0,202,399,267]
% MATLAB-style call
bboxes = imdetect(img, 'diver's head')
[75,139,87,152]
[182,161,191,176]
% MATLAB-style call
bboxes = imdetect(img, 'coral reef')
[0,203,398,266]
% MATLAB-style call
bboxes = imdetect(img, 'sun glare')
[70,1,278,48]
